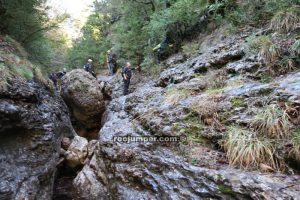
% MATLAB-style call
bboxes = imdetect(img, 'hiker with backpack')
[106,49,114,75]
[56,68,67,79]
[121,62,132,95]
[84,59,97,78]
[153,38,167,64]
[56,68,67,90]
[48,68,67,91]
[48,72,58,90]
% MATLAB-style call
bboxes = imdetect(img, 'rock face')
[73,94,300,200]
[61,69,105,138]
[65,136,88,168]
[0,70,75,200]
[72,27,300,199]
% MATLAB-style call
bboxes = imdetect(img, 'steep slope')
[72,26,300,199]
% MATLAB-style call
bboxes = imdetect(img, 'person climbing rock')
[121,62,132,95]
[56,68,67,79]
[56,68,67,90]
[106,49,114,75]
[48,72,58,90]
[84,59,97,78]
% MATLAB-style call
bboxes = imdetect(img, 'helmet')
[63,68,67,72]
[88,59,93,62]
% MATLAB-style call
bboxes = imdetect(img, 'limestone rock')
[61,69,105,137]
[65,136,88,168]
[0,70,75,200]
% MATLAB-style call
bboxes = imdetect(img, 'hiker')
[84,59,96,78]
[136,65,141,73]
[56,68,67,79]
[153,38,167,64]
[121,62,132,95]
[56,68,67,90]
[106,49,114,75]
[48,72,58,90]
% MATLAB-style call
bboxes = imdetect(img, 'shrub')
[223,126,280,169]
[259,43,281,68]
[246,35,281,72]
[270,7,300,33]
[251,104,291,139]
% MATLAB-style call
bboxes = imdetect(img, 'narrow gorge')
[1,0,300,199]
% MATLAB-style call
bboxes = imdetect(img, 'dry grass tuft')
[270,7,300,33]
[191,94,225,130]
[280,57,297,72]
[246,35,282,73]
[223,126,281,170]
[251,104,291,139]
[289,39,300,56]
[33,67,49,87]
[164,87,190,105]
[259,38,280,71]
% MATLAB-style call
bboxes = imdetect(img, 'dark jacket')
[56,71,66,79]
[122,66,132,80]
[84,63,92,72]
[107,53,113,63]
[48,72,57,82]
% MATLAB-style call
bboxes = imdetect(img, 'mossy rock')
[218,184,235,195]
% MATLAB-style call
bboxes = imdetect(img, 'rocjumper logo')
[113,135,187,143]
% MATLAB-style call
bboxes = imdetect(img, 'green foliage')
[67,0,208,69]
[67,0,298,69]
[172,113,205,145]
[66,1,113,70]
[230,97,244,108]
[147,0,208,43]
[218,184,234,195]
[10,64,33,79]
[0,0,69,73]
[213,0,299,27]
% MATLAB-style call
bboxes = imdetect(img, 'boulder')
[65,136,88,168]
[61,69,105,138]
[0,69,75,200]
[226,60,260,74]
